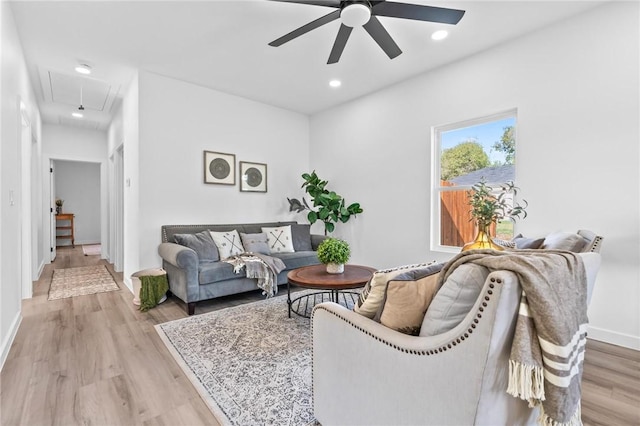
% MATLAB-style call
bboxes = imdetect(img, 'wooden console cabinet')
[55,213,75,248]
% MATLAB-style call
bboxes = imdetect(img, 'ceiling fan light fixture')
[340,3,371,28]
[431,30,449,41]
[72,112,83,118]
[75,64,92,75]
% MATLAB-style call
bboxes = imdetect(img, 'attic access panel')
[46,70,113,111]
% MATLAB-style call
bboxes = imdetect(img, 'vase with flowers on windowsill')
[462,178,528,252]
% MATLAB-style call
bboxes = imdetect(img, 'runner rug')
[48,265,119,301]
[155,291,356,426]
[82,244,102,256]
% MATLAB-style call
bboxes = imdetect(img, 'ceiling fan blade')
[363,16,402,60]
[327,24,353,64]
[268,0,340,7]
[372,2,465,25]
[269,10,341,47]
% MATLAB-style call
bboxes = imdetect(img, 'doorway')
[50,160,102,254]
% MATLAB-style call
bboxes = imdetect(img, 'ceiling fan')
[268,0,465,64]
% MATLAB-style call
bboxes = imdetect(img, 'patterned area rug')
[82,244,101,256]
[48,265,119,301]
[156,290,356,425]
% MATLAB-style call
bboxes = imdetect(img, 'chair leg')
[187,302,196,316]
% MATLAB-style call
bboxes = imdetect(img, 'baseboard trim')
[36,260,45,281]
[0,311,23,372]
[588,325,640,350]
[122,275,133,293]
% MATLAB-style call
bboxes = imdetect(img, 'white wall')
[54,160,101,245]
[130,71,310,284]
[310,2,639,349]
[0,0,42,368]
[41,125,108,257]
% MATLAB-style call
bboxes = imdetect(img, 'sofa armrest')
[311,234,328,250]
[158,242,200,305]
[158,242,197,269]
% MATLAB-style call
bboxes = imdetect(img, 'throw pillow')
[354,262,440,319]
[240,232,270,255]
[493,238,516,249]
[290,223,313,251]
[512,234,545,249]
[540,231,587,252]
[262,225,295,253]
[419,263,489,337]
[173,231,219,262]
[374,269,443,336]
[209,229,245,260]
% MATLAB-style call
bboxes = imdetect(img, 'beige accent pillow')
[376,272,442,336]
[353,262,434,319]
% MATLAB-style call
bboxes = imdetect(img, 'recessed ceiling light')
[431,30,449,41]
[72,112,83,118]
[329,79,341,88]
[75,64,91,75]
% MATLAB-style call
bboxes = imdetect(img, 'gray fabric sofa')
[158,221,326,315]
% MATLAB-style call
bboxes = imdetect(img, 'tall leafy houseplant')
[463,178,528,251]
[301,171,363,234]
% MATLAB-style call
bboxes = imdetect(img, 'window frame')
[430,108,518,253]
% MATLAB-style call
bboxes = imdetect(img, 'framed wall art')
[239,161,267,193]
[204,151,235,185]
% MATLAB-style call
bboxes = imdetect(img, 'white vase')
[326,263,344,274]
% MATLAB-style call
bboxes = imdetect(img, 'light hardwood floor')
[1,246,638,425]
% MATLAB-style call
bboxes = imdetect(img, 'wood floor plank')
[1,245,638,425]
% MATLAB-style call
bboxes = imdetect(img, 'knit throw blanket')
[441,249,588,426]
[224,253,286,297]
[139,274,169,312]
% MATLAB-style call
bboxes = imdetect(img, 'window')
[431,110,518,252]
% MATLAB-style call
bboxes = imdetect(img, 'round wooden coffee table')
[287,264,376,318]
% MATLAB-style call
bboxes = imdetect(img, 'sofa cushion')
[209,230,245,260]
[271,251,320,270]
[512,234,545,249]
[173,231,219,263]
[240,232,270,255]
[374,268,443,335]
[354,262,438,319]
[262,225,295,253]
[199,261,245,284]
[420,263,489,337]
[290,224,313,251]
[540,231,587,252]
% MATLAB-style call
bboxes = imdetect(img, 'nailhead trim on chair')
[311,278,503,357]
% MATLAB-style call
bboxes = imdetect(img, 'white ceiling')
[10,0,605,131]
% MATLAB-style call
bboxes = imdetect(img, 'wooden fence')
[439,181,495,247]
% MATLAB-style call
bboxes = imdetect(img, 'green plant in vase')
[463,178,528,251]
[317,237,351,274]
[55,198,64,214]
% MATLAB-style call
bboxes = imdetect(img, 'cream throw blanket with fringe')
[223,253,286,298]
[441,249,588,426]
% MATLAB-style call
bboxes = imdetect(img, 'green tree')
[492,126,515,165]
[441,140,490,181]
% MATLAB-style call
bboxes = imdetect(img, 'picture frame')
[204,151,235,185]
[239,161,267,193]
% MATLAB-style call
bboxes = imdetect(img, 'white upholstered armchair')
[311,252,601,425]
